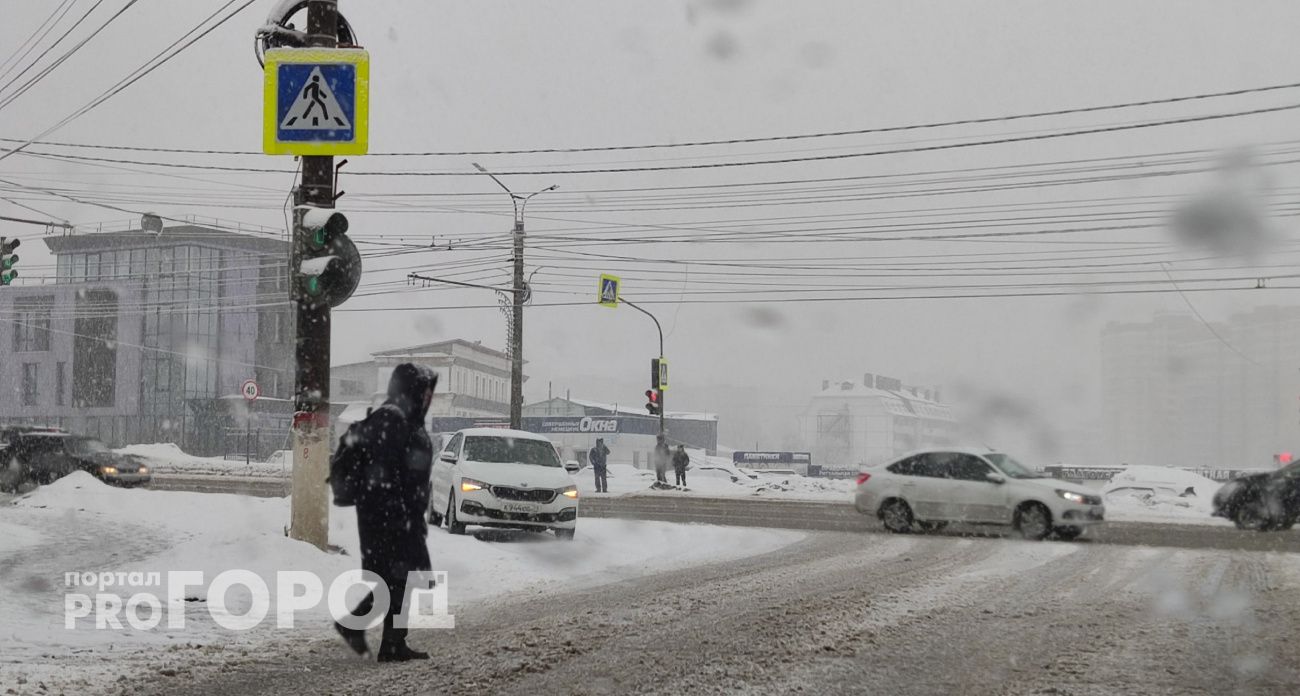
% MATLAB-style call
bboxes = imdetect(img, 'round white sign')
[241,379,261,402]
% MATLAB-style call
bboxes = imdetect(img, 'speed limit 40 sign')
[241,379,261,402]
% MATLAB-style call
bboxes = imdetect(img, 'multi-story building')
[332,339,518,419]
[0,222,292,452]
[801,374,956,472]
[1100,307,1300,470]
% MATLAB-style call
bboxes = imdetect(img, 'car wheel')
[554,528,575,541]
[917,521,948,534]
[1233,499,1273,531]
[1054,526,1084,541]
[1015,502,1052,540]
[427,497,443,527]
[446,491,466,535]
[880,499,914,534]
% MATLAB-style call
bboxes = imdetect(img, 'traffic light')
[297,207,361,308]
[0,237,19,286]
[645,389,660,415]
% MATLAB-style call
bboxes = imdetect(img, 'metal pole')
[620,298,665,438]
[288,0,338,550]
[471,163,555,430]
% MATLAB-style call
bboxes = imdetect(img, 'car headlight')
[138,465,149,475]
[460,477,486,493]
[100,466,118,475]
[561,485,579,499]
[1056,489,1087,504]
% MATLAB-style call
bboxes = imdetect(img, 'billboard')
[732,451,812,467]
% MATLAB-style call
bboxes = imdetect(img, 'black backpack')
[329,416,371,507]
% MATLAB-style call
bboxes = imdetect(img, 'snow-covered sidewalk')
[0,473,801,693]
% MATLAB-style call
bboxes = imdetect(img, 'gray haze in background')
[2,1,1297,464]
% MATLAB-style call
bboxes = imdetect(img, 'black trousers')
[593,466,608,492]
[675,469,687,486]
[349,573,408,655]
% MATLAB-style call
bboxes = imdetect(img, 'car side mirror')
[439,452,457,464]
[564,460,580,474]
[985,473,1006,484]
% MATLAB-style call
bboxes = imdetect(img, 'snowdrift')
[1101,466,1225,524]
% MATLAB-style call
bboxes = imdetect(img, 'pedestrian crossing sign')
[263,48,369,156]
[598,274,620,308]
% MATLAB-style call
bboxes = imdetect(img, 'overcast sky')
[3,0,1298,459]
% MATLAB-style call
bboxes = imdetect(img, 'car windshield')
[463,436,561,467]
[65,437,110,456]
[986,453,1041,479]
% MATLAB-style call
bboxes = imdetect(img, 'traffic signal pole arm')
[621,297,665,437]
[619,297,663,360]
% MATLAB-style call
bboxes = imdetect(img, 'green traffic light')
[305,276,322,296]
[2,254,16,269]
[313,229,327,247]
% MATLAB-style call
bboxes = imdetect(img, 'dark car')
[0,432,151,491]
[1212,462,1300,531]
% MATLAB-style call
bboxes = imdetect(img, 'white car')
[853,448,1105,540]
[428,428,581,540]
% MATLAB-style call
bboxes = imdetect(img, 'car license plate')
[503,503,539,514]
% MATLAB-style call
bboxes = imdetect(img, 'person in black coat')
[672,445,689,486]
[335,363,436,663]
[589,438,610,493]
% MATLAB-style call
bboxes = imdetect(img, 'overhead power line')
[4,79,1300,156]
[9,102,1298,177]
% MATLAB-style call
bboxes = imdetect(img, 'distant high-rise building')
[1100,307,1300,469]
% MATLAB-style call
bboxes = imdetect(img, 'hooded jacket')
[353,363,436,579]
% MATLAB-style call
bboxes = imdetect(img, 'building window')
[22,363,38,406]
[73,290,117,408]
[56,362,66,406]
[13,297,53,352]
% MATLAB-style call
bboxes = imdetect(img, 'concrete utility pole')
[288,0,339,550]
[471,162,556,429]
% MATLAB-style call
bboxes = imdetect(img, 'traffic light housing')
[0,237,19,286]
[645,389,660,415]
[297,207,361,308]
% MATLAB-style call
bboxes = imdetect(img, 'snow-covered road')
[103,530,1300,696]
[0,474,800,695]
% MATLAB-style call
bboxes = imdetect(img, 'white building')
[332,339,519,419]
[801,374,956,472]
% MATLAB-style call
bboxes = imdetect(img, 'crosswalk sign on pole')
[598,274,620,308]
[263,48,369,156]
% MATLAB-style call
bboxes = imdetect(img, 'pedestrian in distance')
[330,363,437,663]
[654,434,671,484]
[590,438,611,493]
[673,444,689,487]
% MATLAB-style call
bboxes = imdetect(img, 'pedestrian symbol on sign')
[598,273,620,308]
[281,68,351,130]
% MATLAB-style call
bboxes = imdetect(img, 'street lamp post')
[471,162,557,429]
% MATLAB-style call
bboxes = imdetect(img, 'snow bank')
[1101,466,1228,525]
[0,472,801,692]
[116,443,289,478]
[575,451,854,502]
